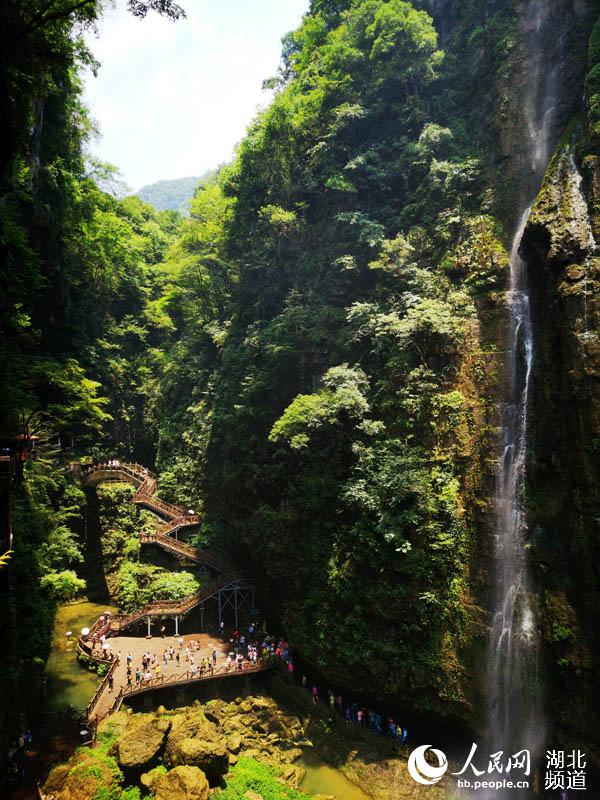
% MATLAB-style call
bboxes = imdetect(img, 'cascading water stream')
[485,0,566,784]
[486,205,539,761]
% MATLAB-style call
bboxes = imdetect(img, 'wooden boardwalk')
[86,631,273,724]
[78,462,262,726]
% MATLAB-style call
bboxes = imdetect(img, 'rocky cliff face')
[492,0,597,220]
[428,0,600,751]
[492,1,600,757]
[524,131,600,756]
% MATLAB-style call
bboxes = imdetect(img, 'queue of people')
[299,679,409,744]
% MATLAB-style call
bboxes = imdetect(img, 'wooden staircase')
[81,462,207,563]
[140,531,230,573]
[79,462,253,646]
[108,571,251,632]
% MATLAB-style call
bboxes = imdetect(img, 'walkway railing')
[101,660,274,719]
[108,571,250,632]
[132,491,184,520]
[86,658,119,721]
[81,462,154,487]
[77,637,113,665]
[158,514,202,535]
[140,531,230,572]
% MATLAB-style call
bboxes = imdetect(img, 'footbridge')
[78,460,256,664]
[76,460,266,726]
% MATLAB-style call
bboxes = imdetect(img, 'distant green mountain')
[136,174,212,214]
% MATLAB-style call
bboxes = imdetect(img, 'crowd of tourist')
[295,675,409,744]
[91,617,409,750]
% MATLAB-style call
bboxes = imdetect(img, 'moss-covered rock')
[140,765,167,791]
[42,746,123,800]
[529,141,596,265]
[153,765,210,800]
[115,713,171,770]
[167,737,229,784]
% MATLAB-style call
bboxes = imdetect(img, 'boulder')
[267,713,303,740]
[279,746,303,764]
[43,751,122,800]
[154,766,210,800]
[140,766,167,791]
[227,733,243,753]
[165,707,221,761]
[169,737,229,784]
[116,716,171,770]
[280,763,298,783]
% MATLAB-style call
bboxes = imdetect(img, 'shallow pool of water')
[299,747,371,800]
[44,600,115,713]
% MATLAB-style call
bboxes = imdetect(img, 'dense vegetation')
[1,0,600,791]
[154,0,516,716]
[0,0,190,781]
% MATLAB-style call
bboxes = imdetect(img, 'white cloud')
[83,0,308,190]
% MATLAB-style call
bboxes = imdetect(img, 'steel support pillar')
[174,615,179,636]
[147,616,151,638]
[234,584,239,630]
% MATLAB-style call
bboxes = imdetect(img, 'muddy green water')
[44,600,115,713]
[300,747,371,799]
[45,602,370,798]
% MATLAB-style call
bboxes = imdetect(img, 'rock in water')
[154,765,210,800]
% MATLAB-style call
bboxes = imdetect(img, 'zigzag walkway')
[78,461,258,724]
[81,463,222,569]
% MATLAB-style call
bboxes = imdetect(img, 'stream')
[299,748,371,799]
[44,600,115,714]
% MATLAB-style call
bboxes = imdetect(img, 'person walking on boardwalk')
[108,674,114,692]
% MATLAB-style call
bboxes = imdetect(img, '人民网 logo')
[408,745,449,785]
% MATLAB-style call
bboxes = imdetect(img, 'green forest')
[1,0,600,798]
[136,174,211,214]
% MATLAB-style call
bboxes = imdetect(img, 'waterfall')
[486,203,539,761]
[486,0,564,778]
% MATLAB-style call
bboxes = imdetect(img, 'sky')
[83,0,309,192]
